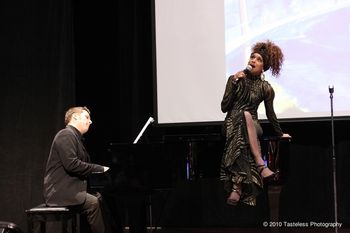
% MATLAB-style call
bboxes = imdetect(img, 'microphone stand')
[329,85,338,233]
[133,117,155,144]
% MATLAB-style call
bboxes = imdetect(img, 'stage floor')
[124,227,349,233]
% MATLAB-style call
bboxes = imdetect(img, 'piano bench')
[25,204,80,233]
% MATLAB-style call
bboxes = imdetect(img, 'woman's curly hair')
[252,40,284,77]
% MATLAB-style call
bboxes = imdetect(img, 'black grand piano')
[89,131,226,232]
[89,129,290,232]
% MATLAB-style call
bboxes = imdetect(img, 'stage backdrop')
[154,0,350,124]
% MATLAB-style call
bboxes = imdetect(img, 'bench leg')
[26,211,80,233]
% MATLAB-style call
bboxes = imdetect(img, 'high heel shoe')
[226,185,241,206]
[256,164,279,180]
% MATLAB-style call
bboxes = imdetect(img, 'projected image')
[225,0,350,119]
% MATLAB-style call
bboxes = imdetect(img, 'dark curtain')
[0,0,75,228]
[73,0,153,157]
[0,0,153,229]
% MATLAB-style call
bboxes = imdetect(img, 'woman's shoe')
[226,185,241,206]
[256,164,278,180]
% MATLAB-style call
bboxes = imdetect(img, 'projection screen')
[154,0,350,125]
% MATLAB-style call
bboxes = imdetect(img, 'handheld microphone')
[243,65,252,75]
[233,65,253,84]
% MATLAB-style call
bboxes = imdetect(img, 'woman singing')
[220,40,291,206]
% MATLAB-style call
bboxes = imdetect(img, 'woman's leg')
[226,182,242,205]
[244,111,274,178]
